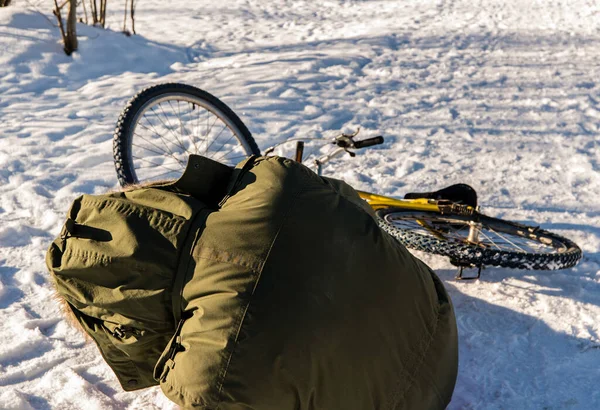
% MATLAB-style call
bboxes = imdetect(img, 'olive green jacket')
[47,155,458,409]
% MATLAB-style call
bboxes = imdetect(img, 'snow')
[1,0,599,408]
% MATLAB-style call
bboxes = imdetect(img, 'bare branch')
[23,0,59,27]
[130,0,135,34]
[53,0,68,42]
[123,0,128,32]
[81,0,88,24]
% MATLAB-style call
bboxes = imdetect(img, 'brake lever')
[333,128,361,148]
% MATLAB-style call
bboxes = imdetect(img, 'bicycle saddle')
[404,183,478,208]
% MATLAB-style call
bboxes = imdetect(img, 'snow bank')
[1,1,599,408]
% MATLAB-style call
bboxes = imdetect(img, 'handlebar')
[354,136,384,149]
[333,131,385,150]
[266,129,385,176]
[310,133,385,174]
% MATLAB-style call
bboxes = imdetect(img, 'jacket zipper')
[110,326,141,340]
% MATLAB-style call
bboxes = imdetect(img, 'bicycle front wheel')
[113,83,261,187]
[376,208,582,270]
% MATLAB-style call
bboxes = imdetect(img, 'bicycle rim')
[114,84,260,186]
[376,208,582,270]
[133,94,251,181]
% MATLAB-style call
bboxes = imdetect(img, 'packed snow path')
[1,0,599,408]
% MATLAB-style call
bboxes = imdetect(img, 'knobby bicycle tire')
[113,83,261,187]
[376,207,582,270]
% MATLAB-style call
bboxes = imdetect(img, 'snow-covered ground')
[1,0,600,408]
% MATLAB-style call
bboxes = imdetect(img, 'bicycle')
[112,83,583,279]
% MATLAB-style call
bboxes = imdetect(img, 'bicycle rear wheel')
[113,83,260,187]
[376,207,582,270]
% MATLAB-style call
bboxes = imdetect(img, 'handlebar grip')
[354,136,384,149]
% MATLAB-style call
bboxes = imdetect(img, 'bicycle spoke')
[143,168,182,180]
[189,102,201,154]
[206,109,219,138]
[414,219,448,241]
[168,100,193,153]
[132,140,176,158]
[487,227,542,253]
[488,228,525,252]
[177,100,184,141]
[204,115,220,156]
[134,163,181,171]
[205,108,209,154]
[131,155,182,173]
[493,228,560,253]
[146,107,187,157]
[476,229,505,251]
[213,147,248,163]
[205,122,229,154]
[210,126,247,161]
[224,154,249,161]
[154,103,188,153]
[163,102,189,152]
[137,118,181,157]
[132,134,185,167]
[137,117,164,140]
[385,211,564,255]
[177,100,200,155]
[119,86,256,186]
[377,206,581,270]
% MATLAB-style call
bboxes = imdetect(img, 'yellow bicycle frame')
[356,191,441,212]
